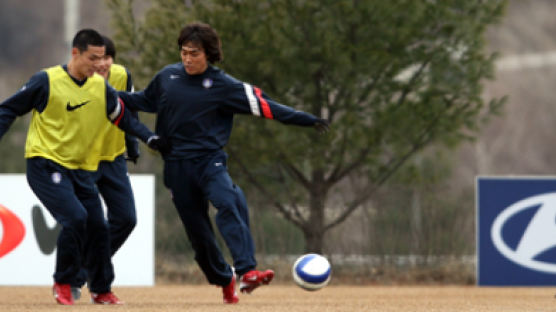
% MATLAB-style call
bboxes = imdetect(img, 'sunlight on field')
[0,285,554,312]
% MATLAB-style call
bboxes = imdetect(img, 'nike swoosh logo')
[0,204,26,258]
[66,100,90,111]
[32,204,61,255]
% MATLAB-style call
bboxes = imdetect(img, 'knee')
[211,195,236,212]
[125,210,137,228]
[88,217,109,232]
[70,209,88,226]
[214,200,241,227]
[119,214,137,234]
[62,210,88,232]
[234,185,248,207]
[110,209,137,229]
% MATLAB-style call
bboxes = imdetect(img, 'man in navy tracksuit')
[119,22,329,304]
[72,35,141,300]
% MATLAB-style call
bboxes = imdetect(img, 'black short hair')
[72,29,104,52]
[177,22,222,64]
[102,35,116,59]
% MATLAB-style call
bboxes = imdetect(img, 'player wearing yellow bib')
[96,35,139,164]
[71,35,141,300]
[0,29,163,305]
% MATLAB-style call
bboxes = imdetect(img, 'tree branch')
[256,125,313,191]
[325,97,458,231]
[325,136,432,232]
[393,59,430,110]
[276,165,306,223]
[227,148,305,228]
[327,146,370,185]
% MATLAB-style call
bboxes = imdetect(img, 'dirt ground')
[0,285,554,312]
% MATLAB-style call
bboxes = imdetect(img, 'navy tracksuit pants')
[75,154,136,288]
[26,157,113,293]
[163,150,256,286]
[93,154,136,256]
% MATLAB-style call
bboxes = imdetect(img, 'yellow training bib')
[25,65,108,171]
[95,63,130,160]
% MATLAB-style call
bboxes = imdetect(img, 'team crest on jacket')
[51,172,62,184]
[202,78,213,89]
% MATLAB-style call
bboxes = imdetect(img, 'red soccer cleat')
[53,283,74,305]
[239,269,274,294]
[91,291,123,305]
[222,275,239,304]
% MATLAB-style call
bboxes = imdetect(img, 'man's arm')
[106,83,155,144]
[123,69,140,163]
[0,71,49,140]
[223,82,329,131]
[118,72,159,113]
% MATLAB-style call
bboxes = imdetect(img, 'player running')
[71,34,141,300]
[118,22,329,304]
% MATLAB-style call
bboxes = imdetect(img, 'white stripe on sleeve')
[108,99,122,121]
[243,83,260,116]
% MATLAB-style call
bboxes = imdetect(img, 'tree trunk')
[304,228,324,253]
[304,169,327,253]
[410,189,422,254]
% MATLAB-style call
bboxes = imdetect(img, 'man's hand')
[125,135,140,164]
[147,135,171,154]
[125,152,139,164]
[314,118,330,134]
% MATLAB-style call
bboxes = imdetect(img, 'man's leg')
[72,170,121,304]
[204,171,257,274]
[164,159,234,286]
[233,185,251,230]
[72,156,136,298]
[201,152,273,294]
[164,159,238,304]
[26,158,88,305]
[96,156,137,256]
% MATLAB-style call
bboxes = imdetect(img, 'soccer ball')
[292,253,331,291]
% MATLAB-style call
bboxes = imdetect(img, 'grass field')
[0,285,554,311]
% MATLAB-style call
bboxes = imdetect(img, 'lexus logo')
[0,204,25,258]
[491,192,556,273]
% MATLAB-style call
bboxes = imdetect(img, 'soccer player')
[118,22,329,304]
[96,35,140,255]
[71,34,141,300]
[96,35,139,162]
[0,29,161,305]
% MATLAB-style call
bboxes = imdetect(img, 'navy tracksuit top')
[118,63,319,159]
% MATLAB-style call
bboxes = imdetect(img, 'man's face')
[72,45,105,79]
[96,55,114,79]
[181,42,208,75]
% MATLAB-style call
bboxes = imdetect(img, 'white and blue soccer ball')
[292,253,331,291]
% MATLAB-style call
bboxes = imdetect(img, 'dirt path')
[0,285,554,311]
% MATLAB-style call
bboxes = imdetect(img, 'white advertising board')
[0,174,154,286]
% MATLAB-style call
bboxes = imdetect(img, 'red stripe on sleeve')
[254,87,273,119]
[114,98,125,126]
